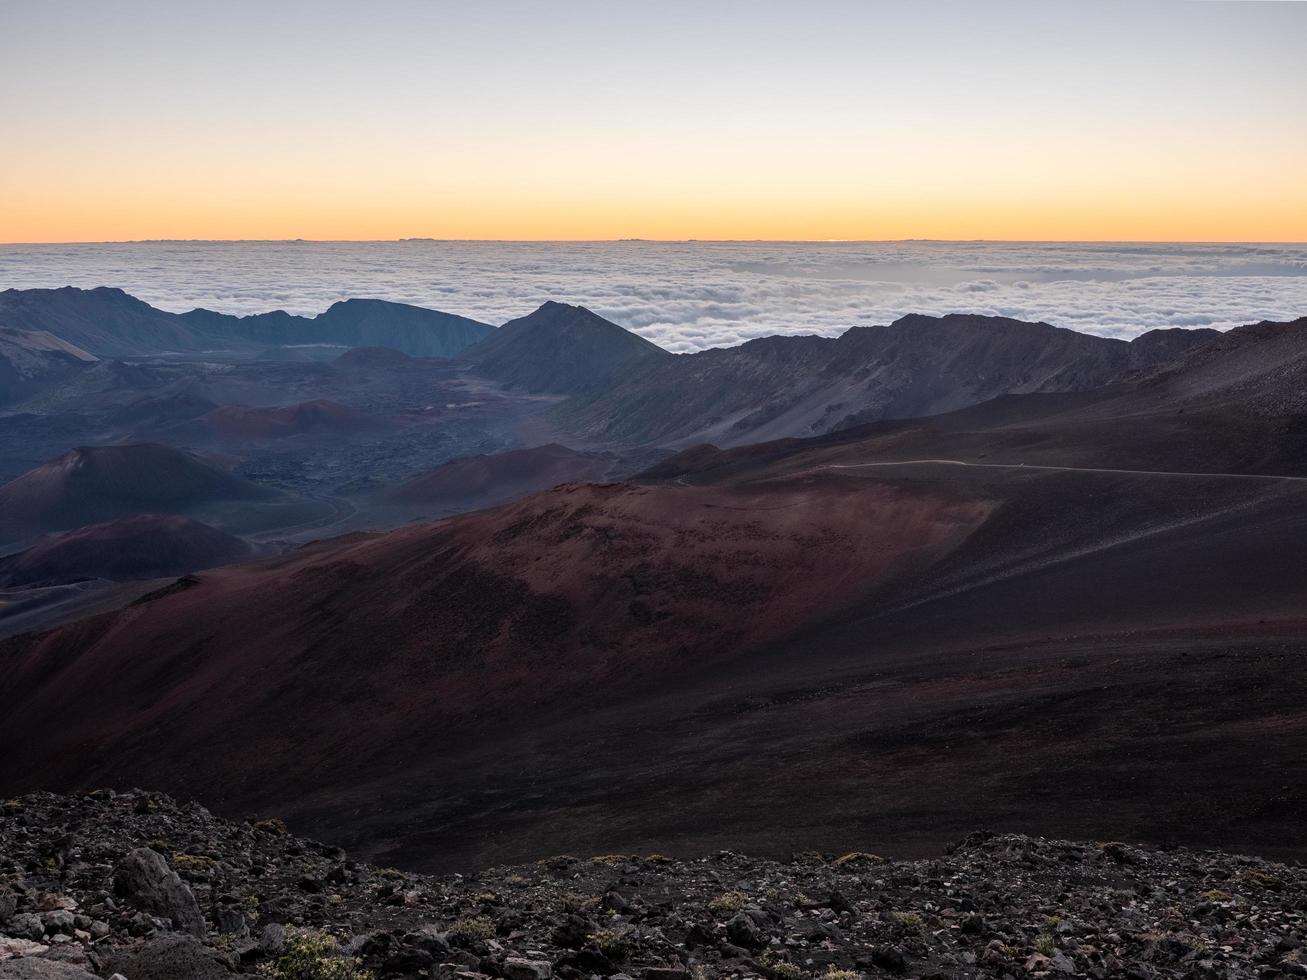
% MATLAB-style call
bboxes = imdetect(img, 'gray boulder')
[112,848,208,939]
[6,915,43,941]
[0,959,98,980]
[0,889,16,923]
[99,934,253,980]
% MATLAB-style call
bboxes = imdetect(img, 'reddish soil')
[388,444,617,511]
[0,514,251,587]
[5,320,1307,872]
[0,476,991,821]
[201,399,385,439]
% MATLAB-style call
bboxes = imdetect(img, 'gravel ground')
[2,790,1305,979]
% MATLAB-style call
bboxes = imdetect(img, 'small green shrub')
[448,916,495,945]
[1035,934,1057,957]
[708,891,748,914]
[258,931,372,980]
[761,952,803,980]
[1233,869,1281,890]
[590,928,630,962]
[536,855,577,869]
[832,852,885,867]
[591,854,634,866]
[559,891,598,913]
[891,910,923,930]
[173,853,219,873]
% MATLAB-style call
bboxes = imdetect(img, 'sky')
[2,0,1305,244]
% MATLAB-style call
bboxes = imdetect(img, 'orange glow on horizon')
[3,117,1305,244]
[5,183,1305,245]
[5,1,1304,245]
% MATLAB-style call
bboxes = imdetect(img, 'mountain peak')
[515,300,625,328]
[463,302,669,394]
[888,312,1063,334]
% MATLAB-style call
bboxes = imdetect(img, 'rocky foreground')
[2,792,1305,980]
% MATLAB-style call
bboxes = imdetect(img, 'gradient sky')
[3,0,1305,243]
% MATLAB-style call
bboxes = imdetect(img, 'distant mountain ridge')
[0,285,1261,452]
[0,286,494,358]
[555,313,1221,446]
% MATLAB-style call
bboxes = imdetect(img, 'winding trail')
[815,458,1307,483]
[247,494,359,543]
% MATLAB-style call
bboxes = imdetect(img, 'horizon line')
[4,237,1307,247]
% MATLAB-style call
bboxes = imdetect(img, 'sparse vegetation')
[761,953,804,980]
[1233,869,1282,890]
[258,930,373,980]
[8,790,1307,980]
[254,817,289,835]
[891,910,923,930]
[173,852,219,873]
[537,855,577,870]
[708,890,748,914]
[559,891,598,913]
[833,852,885,867]
[447,916,496,946]
[590,927,630,962]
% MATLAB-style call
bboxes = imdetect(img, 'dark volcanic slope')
[0,514,252,587]
[0,327,98,406]
[0,478,991,821]
[0,287,213,358]
[556,314,1217,447]
[387,443,617,512]
[0,443,275,539]
[4,312,1307,876]
[0,286,493,358]
[3,443,1307,872]
[464,301,671,393]
[4,791,1304,980]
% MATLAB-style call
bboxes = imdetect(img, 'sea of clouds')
[2,240,1305,353]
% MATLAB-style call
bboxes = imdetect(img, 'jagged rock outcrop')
[112,849,207,939]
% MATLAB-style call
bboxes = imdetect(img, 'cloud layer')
[2,241,1305,353]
